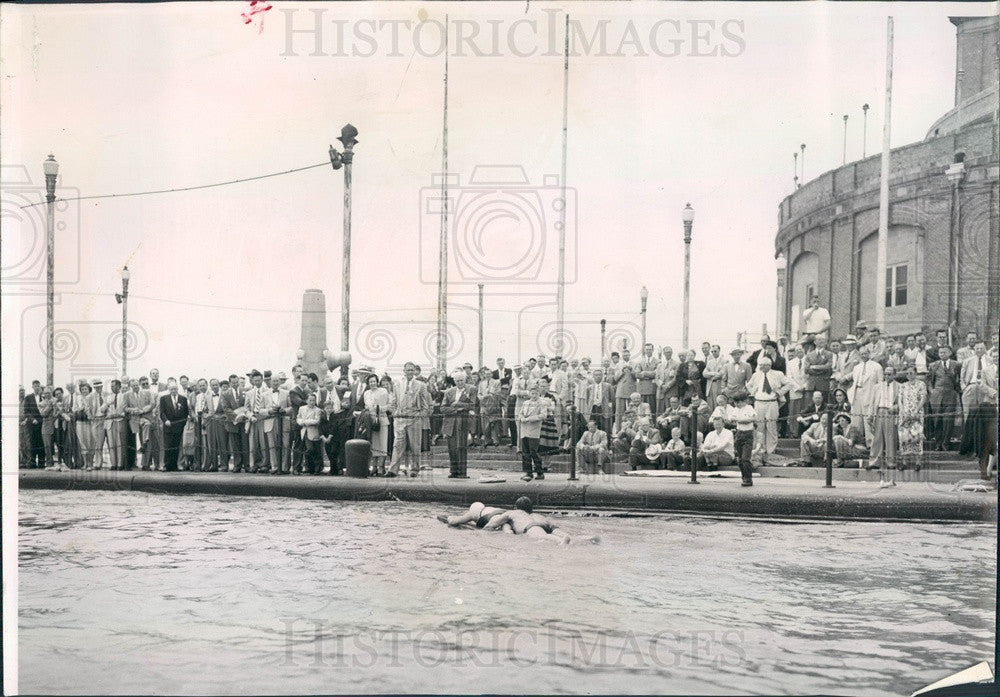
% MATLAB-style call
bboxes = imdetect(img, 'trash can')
[344,439,371,478]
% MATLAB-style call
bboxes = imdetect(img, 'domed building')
[775,16,999,342]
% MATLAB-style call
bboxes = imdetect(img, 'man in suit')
[747,337,771,372]
[847,345,883,447]
[201,379,225,471]
[245,370,274,473]
[869,365,902,487]
[388,362,432,477]
[221,376,247,471]
[956,331,979,364]
[492,357,514,446]
[655,346,680,412]
[803,335,833,397]
[296,392,324,475]
[159,383,189,472]
[517,384,549,481]
[322,375,354,475]
[613,364,637,432]
[832,335,861,392]
[576,418,609,474]
[264,374,289,474]
[441,372,476,477]
[927,328,953,362]
[87,379,108,469]
[745,356,790,457]
[124,378,156,469]
[584,368,614,433]
[677,350,704,403]
[720,348,753,398]
[100,379,127,470]
[38,386,58,468]
[632,343,659,411]
[961,340,998,420]
[22,381,45,468]
[927,345,961,451]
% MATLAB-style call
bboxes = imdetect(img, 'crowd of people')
[17,320,999,487]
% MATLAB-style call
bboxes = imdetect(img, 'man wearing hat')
[101,379,128,470]
[803,335,833,397]
[88,379,107,468]
[721,348,753,399]
[834,335,861,392]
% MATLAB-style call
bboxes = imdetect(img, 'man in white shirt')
[904,333,930,384]
[961,340,999,420]
[869,365,901,488]
[729,392,756,486]
[699,417,735,470]
[800,296,831,339]
[745,357,790,457]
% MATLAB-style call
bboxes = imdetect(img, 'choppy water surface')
[18,490,995,695]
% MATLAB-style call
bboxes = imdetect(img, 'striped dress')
[538,393,560,454]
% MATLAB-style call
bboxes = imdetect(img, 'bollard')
[689,405,699,484]
[824,408,835,488]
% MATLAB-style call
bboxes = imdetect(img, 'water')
[18,490,996,696]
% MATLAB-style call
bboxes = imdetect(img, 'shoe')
[520,475,533,482]
[535,474,545,480]
[878,480,893,489]
[384,471,397,478]
[741,481,753,487]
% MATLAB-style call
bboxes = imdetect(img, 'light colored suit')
[960,355,998,418]
[848,359,883,445]
[389,377,431,473]
[746,369,790,455]
[100,389,127,469]
[576,428,609,471]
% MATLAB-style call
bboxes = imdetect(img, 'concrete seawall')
[17,470,997,523]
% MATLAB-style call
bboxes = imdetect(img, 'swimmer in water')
[483,497,599,545]
[438,502,513,532]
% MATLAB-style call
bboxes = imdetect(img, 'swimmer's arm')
[483,513,512,530]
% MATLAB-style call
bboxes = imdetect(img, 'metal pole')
[45,157,57,387]
[688,404,699,484]
[339,128,357,354]
[122,273,129,377]
[600,319,607,362]
[800,143,806,184]
[568,403,578,481]
[875,17,894,332]
[437,16,450,373]
[842,114,849,165]
[824,408,835,488]
[640,299,647,348]
[555,13,569,359]
[477,283,484,368]
[793,152,799,189]
[682,221,692,351]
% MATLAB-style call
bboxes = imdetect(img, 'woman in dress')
[703,344,725,408]
[361,374,391,475]
[536,377,562,456]
[73,382,95,470]
[897,363,927,471]
[380,374,397,463]
[181,385,199,469]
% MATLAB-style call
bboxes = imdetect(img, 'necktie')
[172,396,177,411]
[763,374,772,394]
[977,356,983,379]
[254,389,261,412]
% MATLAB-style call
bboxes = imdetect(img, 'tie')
[254,389,261,412]
[173,396,177,411]
[763,374,772,394]
[977,356,983,379]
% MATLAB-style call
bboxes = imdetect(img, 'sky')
[2,1,992,387]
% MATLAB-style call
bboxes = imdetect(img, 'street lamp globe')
[121,265,131,281]
[682,202,695,224]
[43,153,59,177]
[640,285,649,302]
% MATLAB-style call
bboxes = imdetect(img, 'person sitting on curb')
[482,497,600,544]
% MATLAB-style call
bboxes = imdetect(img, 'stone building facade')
[775,16,999,341]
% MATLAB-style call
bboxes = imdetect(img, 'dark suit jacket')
[440,385,476,438]
[926,344,953,362]
[159,394,189,434]
[23,394,41,422]
[221,389,245,433]
[677,361,704,400]
[927,359,961,406]
[492,367,513,389]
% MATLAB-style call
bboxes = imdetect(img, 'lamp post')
[117,266,131,376]
[681,203,695,351]
[793,152,799,189]
[946,153,966,328]
[329,124,359,363]
[640,285,648,348]
[800,143,806,183]
[600,318,607,362]
[43,154,58,386]
[842,114,849,165]
[862,104,869,157]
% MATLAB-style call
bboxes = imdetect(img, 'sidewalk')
[17,468,997,523]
